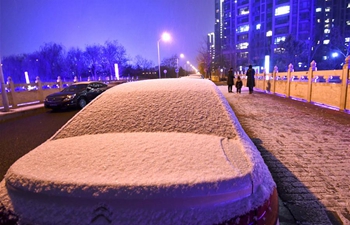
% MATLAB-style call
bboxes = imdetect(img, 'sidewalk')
[0,103,46,123]
[220,86,350,225]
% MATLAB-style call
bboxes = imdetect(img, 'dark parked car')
[44,81,108,110]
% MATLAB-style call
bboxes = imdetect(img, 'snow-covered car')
[0,79,278,225]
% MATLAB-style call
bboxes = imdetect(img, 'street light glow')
[161,32,171,42]
[157,32,172,79]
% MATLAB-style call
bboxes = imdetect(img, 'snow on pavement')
[219,86,350,225]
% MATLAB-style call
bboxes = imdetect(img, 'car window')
[62,84,88,92]
[89,83,104,89]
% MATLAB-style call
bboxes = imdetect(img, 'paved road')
[220,86,350,225]
[0,109,79,179]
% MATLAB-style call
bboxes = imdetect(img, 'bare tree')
[134,55,154,70]
[38,43,65,80]
[274,35,308,71]
[102,40,128,80]
[196,37,212,78]
[84,44,103,80]
[66,47,86,81]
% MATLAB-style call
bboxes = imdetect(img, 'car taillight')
[217,188,279,225]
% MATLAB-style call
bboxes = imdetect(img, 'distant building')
[212,0,350,72]
[207,32,215,70]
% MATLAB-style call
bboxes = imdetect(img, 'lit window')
[274,48,285,53]
[317,19,321,23]
[323,40,330,44]
[324,29,330,34]
[325,19,330,23]
[266,30,272,37]
[216,19,220,23]
[239,7,249,15]
[345,37,350,42]
[274,36,286,44]
[325,7,331,12]
[240,52,248,58]
[347,21,350,25]
[348,3,350,8]
[275,5,290,16]
[237,25,249,33]
[323,56,328,60]
[316,8,322,12]
[237,42,249,49]
[256,24,261,30]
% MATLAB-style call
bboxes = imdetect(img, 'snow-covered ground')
[219,85,350,224]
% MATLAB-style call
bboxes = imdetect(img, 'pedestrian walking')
[227,68,234,93]
[246,65,255,94]
[235,76,243,93]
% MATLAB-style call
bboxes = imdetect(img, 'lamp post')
[0,58,10,112]
[176,53,184,78]
[157,32,171,79]
[185,61,190,76]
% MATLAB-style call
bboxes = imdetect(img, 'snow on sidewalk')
[219,86,350,225]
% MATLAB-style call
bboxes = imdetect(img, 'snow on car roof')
[52,79,239,140]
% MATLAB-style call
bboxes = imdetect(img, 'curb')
[0,104,47,123]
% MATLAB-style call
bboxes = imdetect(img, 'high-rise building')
[208,32,215,63]
[213,0,350,72]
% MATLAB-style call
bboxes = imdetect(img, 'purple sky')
[0,0,214,67]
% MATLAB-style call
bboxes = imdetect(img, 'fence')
[1,57,350,112]
[0,76,125,109]
[253,57,350,112]
[0,76,73,109]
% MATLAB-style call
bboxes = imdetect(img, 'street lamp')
[157,32,171,79]
[0,58,10,112]
[185,61,190,76]
[176,53,184,78]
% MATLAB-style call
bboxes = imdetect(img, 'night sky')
[0,0,214,67]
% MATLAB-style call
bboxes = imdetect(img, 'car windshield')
[62,84,87,93]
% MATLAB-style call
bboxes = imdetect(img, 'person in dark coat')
[235,76,243,94]
[227,68,234,93]
[246,65,255,94]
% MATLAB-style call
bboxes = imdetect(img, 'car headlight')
[63,94,76,102]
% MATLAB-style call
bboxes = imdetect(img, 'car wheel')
[78,98,87,109]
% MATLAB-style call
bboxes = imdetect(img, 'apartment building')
[211,0,350,72]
